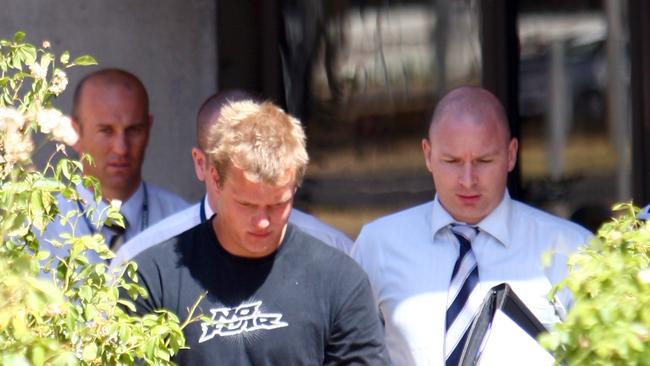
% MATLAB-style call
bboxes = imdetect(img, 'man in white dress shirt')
[41,69,189,264]
[353,86,591,365]
[111,90,352,268]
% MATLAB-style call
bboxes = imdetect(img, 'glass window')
[285,0,483,238]
[517,0,631,231]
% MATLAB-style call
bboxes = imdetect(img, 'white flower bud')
[29,62,47,80]
[3,128,33,165]
[50,115,78,146]
[37,109,79,146]
[37,108,62,134]
[110,199,123,211]
[638,268,650,284]
[48,69,68,95]
[0,107,25,131]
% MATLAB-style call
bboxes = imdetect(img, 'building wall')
[0,0,218,202]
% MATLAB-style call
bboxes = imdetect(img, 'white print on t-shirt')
[199,300,289,343]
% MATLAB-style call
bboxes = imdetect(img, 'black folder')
[458,283,550,366]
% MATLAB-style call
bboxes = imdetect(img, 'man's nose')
[459,163,476,188]
[253,209,271,230]
[112,132,128,155]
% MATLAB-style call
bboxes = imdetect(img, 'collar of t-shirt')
[76,182,145,239]
[430,190,512,248]
[203,194,214,220]
[209,218,296,264]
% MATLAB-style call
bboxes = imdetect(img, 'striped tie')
[445,224,480,366]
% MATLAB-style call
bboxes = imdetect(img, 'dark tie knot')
[105,216,128,251]
[105,222,126,236]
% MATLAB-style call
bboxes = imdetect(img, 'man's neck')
[211,216,286,259]
[100,181,141,203]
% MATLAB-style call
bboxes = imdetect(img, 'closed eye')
[238,201,256,208]
[442,158,460,164]
[272,201,291,209]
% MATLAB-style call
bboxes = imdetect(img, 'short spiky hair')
[195,89,259,150]
[206,100,309,186]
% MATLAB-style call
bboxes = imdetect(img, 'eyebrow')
[439,150,500,159]
[95,119,147,128]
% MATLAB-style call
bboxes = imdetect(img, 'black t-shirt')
[130,219,388,365]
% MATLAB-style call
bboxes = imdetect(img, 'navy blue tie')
[106,215,128,252]
[445,224,480,366]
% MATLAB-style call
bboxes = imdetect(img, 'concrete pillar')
[548,38,571,181]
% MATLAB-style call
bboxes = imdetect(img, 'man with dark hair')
[41,68,188,263]
[353,86,591,365]
[112,89,352,267]
[127,99,387,365]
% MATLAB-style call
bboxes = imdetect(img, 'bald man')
[111,89,353,268]
[353,86,591,365]
[41,69,189,264]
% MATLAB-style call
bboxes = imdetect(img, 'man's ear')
[71,118,83,154]
[422,138,433,173]
[191,147,207,181]
[210,165,222,189]
[507,137,519,172]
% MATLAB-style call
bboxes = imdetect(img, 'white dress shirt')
[352,191,591,366]
[288,208,354,254]
[40,182,189,264]
[111,195,353,268]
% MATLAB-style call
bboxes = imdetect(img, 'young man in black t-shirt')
[128,100,388,365]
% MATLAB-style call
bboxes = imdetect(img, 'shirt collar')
[76,182,100,208]
[430,190,512,248]
[203,194,214,219]
[476,191,512,248]
[76,182,144,227]
[119,182,145,228]
[431,196,457,237]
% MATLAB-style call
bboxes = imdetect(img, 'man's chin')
[106,165,135,176]
[244,236,282,254]
[101,176,141,199]
[449,204,486,225]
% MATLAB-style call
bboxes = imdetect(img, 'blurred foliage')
[0,31,190,365]
[541,202,650,365]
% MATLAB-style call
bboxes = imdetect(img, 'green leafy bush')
[0,31,189,365]
[541,203,650,365]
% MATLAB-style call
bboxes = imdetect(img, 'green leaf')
[30,190,44,211]
[13,31,25,42]
[60,159,71,180]
[20,45,37,66]
[33,178,64,192]
[72,55,98,66]
[0,33,190,365]
[117,299,136,312]
[84,304,98,321]
[35,250,51,261]
[82,343,98,362]
[60,51,70,64]
[78,285,92,301]
[11,53,22,69]
[39,53,52,70]
[29,344,45,366]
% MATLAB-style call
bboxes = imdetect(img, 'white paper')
[476,309,555,366]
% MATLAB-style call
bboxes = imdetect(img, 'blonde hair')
[206,100,309,186]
